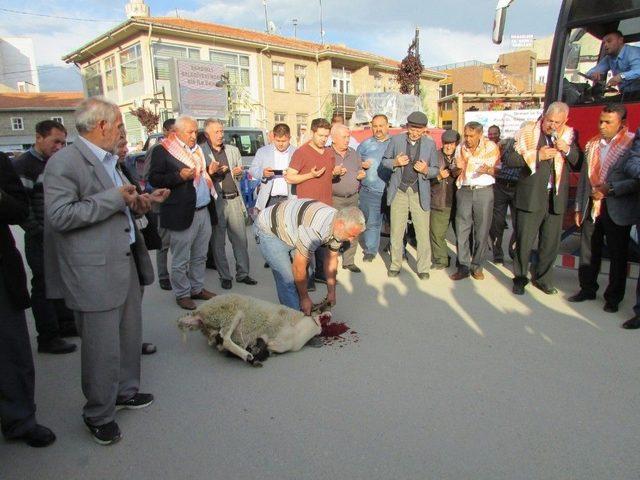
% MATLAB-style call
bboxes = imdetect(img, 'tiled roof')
[63,16,444,79]
[0,92,84,109]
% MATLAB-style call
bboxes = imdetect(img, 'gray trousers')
[390,188,431,274]
[332,193,359,266]
[74,257,141,426]
[211,196,250,281]
[156,225,170,281]
[170,208,212,299]
[455,186,494,273]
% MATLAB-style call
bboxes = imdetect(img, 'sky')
[0,0,562,91]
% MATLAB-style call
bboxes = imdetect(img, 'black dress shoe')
[622,316,640,329]
[387,270,400,278]
[141,342,157,355]
[238,276,258,285]
[159,279,172,291]
[363,254,375,262]
[567,291,596,302]
[17,424,56,448]
[512,283,525,295]
[84,419,121,446]
[603,302,618,313]
[532,281,557,295]
[38,337,77,354]
[221,279,232,290]
[342,264,361,273]
[116,392,154,410]
[58,322,79,337]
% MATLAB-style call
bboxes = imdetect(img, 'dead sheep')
[177,293,329,367]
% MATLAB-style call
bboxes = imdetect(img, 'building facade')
[0,92,82,152]
[0,37,40,92]
[63,11,444,145]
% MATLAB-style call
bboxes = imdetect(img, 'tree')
[129,106,160,135]
[396,38,423,95]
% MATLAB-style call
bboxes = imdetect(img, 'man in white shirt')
[450,122,500,280]
[249,123,295,211]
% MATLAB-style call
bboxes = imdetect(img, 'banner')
[170,59,228,118]
[464,109,542,139]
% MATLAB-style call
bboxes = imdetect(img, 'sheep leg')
[220,311,254,363]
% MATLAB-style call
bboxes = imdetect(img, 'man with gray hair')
[504,101,580,295]
[200,119,256,290]
[44,97,161,445]
[330,123,367,272]
[149,115,217,310]
[254,198,365,315]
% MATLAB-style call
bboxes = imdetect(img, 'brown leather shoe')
[176,297,197,310]
[449,271,469,281]
[471,270,485,280]
[191,289,216,300]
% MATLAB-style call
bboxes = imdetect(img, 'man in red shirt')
[286,118,342,287]
[286,118,339,205]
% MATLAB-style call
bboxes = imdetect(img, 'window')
[442,120,453,129]
[374,74,383,92]
[294,64,307,93]
[11,117,24,131]
[442,101,453,111]
[332,68,352,94]
[152,43,201,80]
[210,50,250,87]
[272,62,285,90]
[224,129,265,156]
[104,56,117,91]
[120,44,143,87]
[296,113,308,138]
[84,63,103,97]
[439,83,453,98]
[51,116,64,124]
[274,112,286,123]
[483,83,496,93]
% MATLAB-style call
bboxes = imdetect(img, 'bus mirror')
[492,0,516,45]
[567,43,581,70]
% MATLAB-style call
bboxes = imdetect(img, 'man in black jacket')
[504,102,581,295]
[13,120,76,354]
[148,115,217,310]
[0,152,56,447]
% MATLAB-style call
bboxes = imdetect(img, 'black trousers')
[490,181,517,261]
[0,274,36,439]
[578,201,631,305]
[24,234,73,343]
[514,193,563,287]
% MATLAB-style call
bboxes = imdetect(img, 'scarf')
[161,137,214,192]
[455,136,500,187]
[515,120,574,193]
[584,127,634,221]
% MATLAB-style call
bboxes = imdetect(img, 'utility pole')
[414,27,421,96]
[263,0,269,33]
[319,0,325,45]
[292,18,298,38]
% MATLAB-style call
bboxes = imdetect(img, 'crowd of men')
[5,91,640,449]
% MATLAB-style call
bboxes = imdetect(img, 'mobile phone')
[271,169,283,176]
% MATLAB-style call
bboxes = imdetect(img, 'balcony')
[331,93,358,115]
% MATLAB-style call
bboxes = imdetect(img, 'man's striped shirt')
[257,198,341,257]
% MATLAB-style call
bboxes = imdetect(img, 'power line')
[0,7,120,23]
[1,65,76,76]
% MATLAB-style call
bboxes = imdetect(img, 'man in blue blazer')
[381,111,439,279]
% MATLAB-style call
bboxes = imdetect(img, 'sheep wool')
[181,294,307,347]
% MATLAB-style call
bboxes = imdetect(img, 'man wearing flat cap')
[381,111,439,279]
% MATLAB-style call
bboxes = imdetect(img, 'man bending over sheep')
[254,198,365,315]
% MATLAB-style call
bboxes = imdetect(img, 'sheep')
[177,293,330,367]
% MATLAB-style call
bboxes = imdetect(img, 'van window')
[223,130,265,156]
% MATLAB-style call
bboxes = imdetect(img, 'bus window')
[560,29,603,105]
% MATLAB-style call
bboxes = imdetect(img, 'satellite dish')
[268,21,277,34]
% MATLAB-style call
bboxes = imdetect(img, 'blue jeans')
[358,186,384,255]
[255,226,300,310]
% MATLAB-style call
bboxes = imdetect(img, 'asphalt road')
[3,230,640,480]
